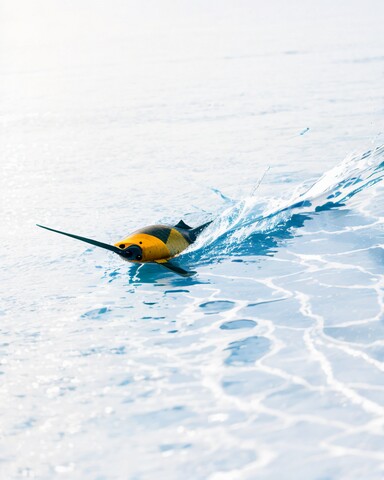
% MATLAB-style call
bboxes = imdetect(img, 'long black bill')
[36,224,122,254]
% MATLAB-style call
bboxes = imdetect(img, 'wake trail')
[183,145,384,263]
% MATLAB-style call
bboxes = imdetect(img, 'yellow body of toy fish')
[37,220,211,276]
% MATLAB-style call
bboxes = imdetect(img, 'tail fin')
[189,221,212,241]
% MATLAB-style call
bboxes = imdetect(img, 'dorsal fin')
[174,219,192,230]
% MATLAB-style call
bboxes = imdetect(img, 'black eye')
[119,244,125,249]
[139,242,142,244]
[136,255,142,260]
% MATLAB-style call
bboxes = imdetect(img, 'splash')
[184,145,384,264]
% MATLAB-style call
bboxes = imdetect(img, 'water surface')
[1,1,384,479]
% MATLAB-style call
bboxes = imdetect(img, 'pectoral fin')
[154,260,196,277]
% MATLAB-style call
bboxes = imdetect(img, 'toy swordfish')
[37,220,212,276]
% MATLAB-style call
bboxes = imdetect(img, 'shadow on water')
[127,263,210,286]
[116,207,340,284]
[115,214,309,283]
[103,261,211,286]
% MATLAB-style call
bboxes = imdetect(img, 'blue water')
[1,1,384,479]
